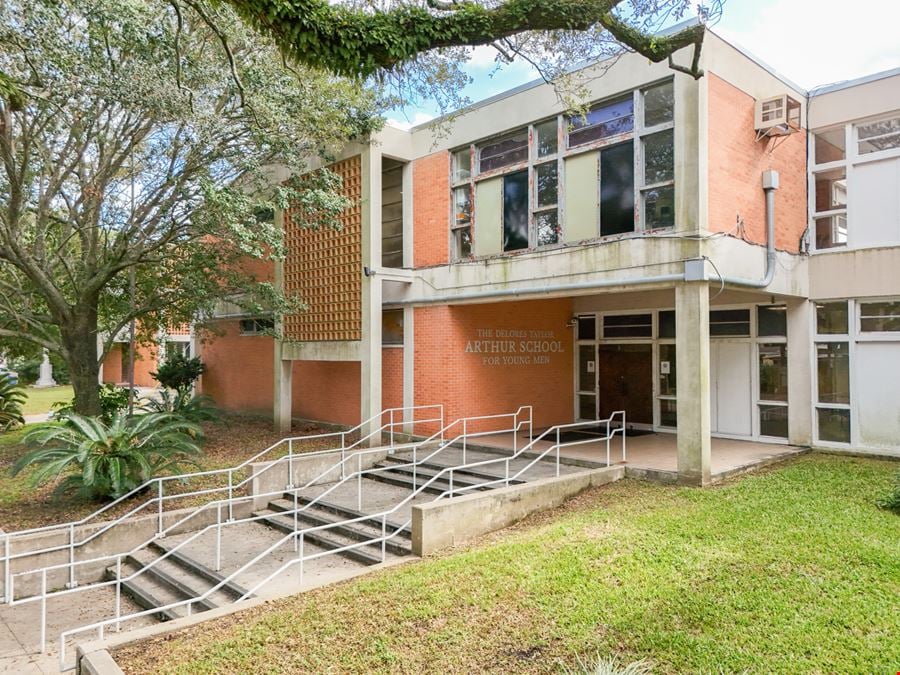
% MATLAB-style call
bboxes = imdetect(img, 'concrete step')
[253,510,389,566]
[284,494,411,538]
[104,559,188,622]
[367,464,487,495]
[126,551,219,612]
[266,499,410,556]
[148,540,252,601]
[379,456,526,486]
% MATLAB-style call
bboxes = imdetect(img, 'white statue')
[34,349,56,388]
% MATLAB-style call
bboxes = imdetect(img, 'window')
[817,342,850,404]
[709,309,751,337]
[381,158,404,268]
[478,130,528,172]
[452,149,472,184]
[567,96,634,148]
[535,119,558,158]
[812,166,848,250]
[534,161,559,246]
[603,313,652,338]
[857,115,900,155]
[382,309,404,345]
[814,128,845,164]
[165,341,190,360]
[859,300,900,332]
[240,318,274,335]
[599,141,635,236]
[502,170,529,251]
[576,316,596,340]
[451,186,473,259]
[816,302,849,334]
[757,305,787,337]
[759,344,788,402]
[657,310,675,338]
[818,408,851,444]
[643,81,674,128]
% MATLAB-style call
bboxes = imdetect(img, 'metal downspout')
[718,169,779,289]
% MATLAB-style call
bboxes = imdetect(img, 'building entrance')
[597,343,653,425]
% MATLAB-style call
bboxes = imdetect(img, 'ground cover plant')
[116,455,899,674]
[0,414,338,530]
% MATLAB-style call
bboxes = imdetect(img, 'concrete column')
[272,213,292,434]
[402,305,415,433]
[360,145,383,442]
[675,282,711,486]
[786,298,813,446]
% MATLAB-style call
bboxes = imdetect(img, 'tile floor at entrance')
[474,430,806,481]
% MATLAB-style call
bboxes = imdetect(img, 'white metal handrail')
[57,409,624,670]
[1,404,443,600]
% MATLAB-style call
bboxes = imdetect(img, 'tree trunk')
[59,304,102,417]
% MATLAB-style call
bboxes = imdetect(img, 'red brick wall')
[414,299,574,433]
[199,320,274,412]
[291,361,361,426]
[102,343,158,387]
[413,151,450,267]
[382,347,403,411]
[707,74,808,252]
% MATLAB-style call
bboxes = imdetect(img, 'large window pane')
[659,399,677,428]
[644,81,674,127]
[817,342,850,404]
[643,129,674,184]
[816,302,848,334]
[658,310,675,338]
[757,305,787,337]
[643,186,675,229]
[568,97,634,148]
[709,309,751,336]
[454,227,472,259]
[857,116,900,155]
[814,168,847,212]
[814,128,845,164]
[502,170,529,251]
[578,394,597,420]
[659,344,676,396]
[759,405,788,438]
[535,162,558,207]
[479,130,528,172]
[577,316,596,340]
[603,313,652,338]
[600,141,635,236]
[578,345,595,391]
[759,343,788,402]
[535,119,558,158]
[815,215,847,249]
[382,309,403,346]
[452,186,472,228]
[859,301,900,332]
[817,408,850,443]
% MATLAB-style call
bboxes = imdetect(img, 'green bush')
[142,390,219,424]
[875,470,900,514]
[0,373,26,431]
[12,412,203,501]
[52,383,134,424]
[151,354,204,395]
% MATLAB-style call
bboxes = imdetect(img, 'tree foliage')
[0,0,379,414]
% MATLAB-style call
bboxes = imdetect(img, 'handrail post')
[381,515,386,562]
[3,534,9,604]
[622,411,627,462]
[299,532,305,587]
[287,439,294,490]
[412,446,417,492]
[227,469,234,521]
[505,458,510,487]
[556,444,560,477]
[68,524,76,588]
[40,568,47,653]
[462,419,467,465]
[216,503,222,571]
[115,556,122,632]
[357,453,363,512]
[513,414,518,453]
[341,433,347,480]
[449,469,453,498]
[390,410,395,448]
[157,479,164,536]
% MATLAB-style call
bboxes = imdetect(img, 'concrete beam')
[676,282,711,486]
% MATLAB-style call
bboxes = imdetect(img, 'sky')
[387,0,900,128]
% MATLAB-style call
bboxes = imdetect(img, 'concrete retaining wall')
[411,466,624,556]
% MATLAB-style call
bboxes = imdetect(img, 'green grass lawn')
[116,454,900,674]
[20,385,73,415]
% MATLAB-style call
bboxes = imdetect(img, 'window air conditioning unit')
[754,94,801,137]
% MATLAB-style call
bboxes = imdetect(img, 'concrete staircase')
[105,540,253,622]
[253,493,412,565]
[364,455,527,494]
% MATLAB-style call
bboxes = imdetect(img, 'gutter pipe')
[392,171,779,306]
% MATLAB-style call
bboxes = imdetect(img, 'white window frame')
[811,300,853,447]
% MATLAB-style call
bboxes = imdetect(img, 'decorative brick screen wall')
[283,156,363,342]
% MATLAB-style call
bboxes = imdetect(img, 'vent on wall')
[754,94,801,139]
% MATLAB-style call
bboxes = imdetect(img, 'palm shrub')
[12,412,203,500]
[0,372,26,431]
[142,389,219,425]
[52,383,134,424]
